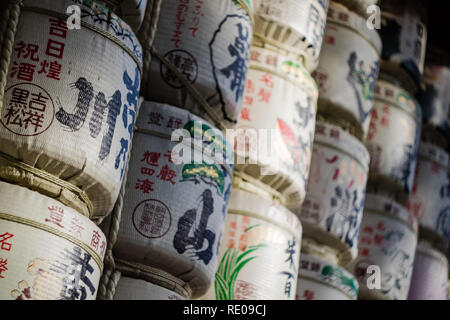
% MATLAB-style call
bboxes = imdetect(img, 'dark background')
[421,1,450,65]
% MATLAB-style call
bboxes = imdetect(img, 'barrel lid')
[364,193,419,233]
[327,1,382,56]
[301,238,340,266]
[298,253,359,300]
[374,79,422,122]
[135,101,234,172]
[0,181,106,270]
[228,179,303,242]
[418,141,449,171]
[314,121,370,171]
[24,0,143,68]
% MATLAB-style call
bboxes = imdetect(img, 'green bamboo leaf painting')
[214,225,267,300]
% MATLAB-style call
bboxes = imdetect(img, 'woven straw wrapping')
[0,181,105,300]
[0,0,142,221]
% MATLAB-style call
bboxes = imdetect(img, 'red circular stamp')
[160,49,198,89]
[132,199,172,239]
[0,83,55,136]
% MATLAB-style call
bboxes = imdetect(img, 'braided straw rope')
[0,0,22,115]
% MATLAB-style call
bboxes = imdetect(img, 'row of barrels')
[0,0,448,300]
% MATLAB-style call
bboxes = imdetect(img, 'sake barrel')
[379,0,427,94]
[0,181,106,300]
[407,142,450,249]
[298,121,370,265]
[332,0,378,18]
[348,193,418,300]
[113,276,186,300]
[408,241,449,300]
[296,253,359,300]
[366,79,422,195]
[312,1,381,141]
[253,0,329,72]
[0,0,142,220]
[101,0,148,32]
[113,101,234,298]
[234,41,318,211]
[417,65,450,147]
[203,172,303,300]
[140,0,253,129]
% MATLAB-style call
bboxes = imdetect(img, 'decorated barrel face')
[296,253,359,300]
[417,65,450,143]
[348,194,418,300]
[203,173,302,300]
[312,1,381,141]
[0,0,142,220]
[407,142,450,247]
[0,181,106,300]
[234,42,318,210]
[141,0,253,129]
[408,241,449,300]
[113,276,186,300]
[253,0,329,72]
[366,80,422,195]
[298,121,370,265]
[113,101,234,298]
[379,0,427,93]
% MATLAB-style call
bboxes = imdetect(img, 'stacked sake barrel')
[0,0,145,299]
[197,0,329,300]
[346,0,429,300]
[295,1,380,300]
[97,0,255,300]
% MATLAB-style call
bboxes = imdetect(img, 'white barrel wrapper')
[0,181,106,300]
[379,0,427,90]
[408,241,449,300]
[299,121,370,264]
[0,0,142,219]
[253,0,329,72]
[407,143,450,245]
[113,0,148,32]
[348,193,418,300]
[114,101,233,298]
[312,1,381,140]
[333,0,378,18]
[366,80,422,195]
[113,276,186,300]
[234,44,318,210]
[417,65,450,140]
[296,253,358,300]
[203,176,303,300]
[142,0,253,128]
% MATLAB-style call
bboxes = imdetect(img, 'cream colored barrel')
[379,0,427,94]
[348,193,418,300]
[407,142,450,249]
[113,276,186,300]
[0,181,105,300]
[408,241,449,300]
[234,42,318,211]
[298,121,370,265]
[333,0,378,18]
[0,0,142,220]
[140,0,253,129]
[113,101,234,298]
[417,65,450,145]
[366,80,422,195]
[296,253,358,300]
[203,173,302,300]
[253,0,329,72]
[312,1,381,141]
